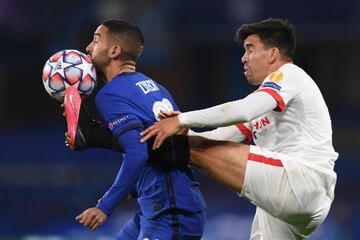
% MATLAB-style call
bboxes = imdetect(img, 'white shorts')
[240,145,336,239]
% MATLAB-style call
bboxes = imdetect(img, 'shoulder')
[279,63,309,80]
[263,63,308,87]
[99,74,137,97]
[132,73,164,95]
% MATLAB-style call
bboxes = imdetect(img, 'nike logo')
[69,94,75,109]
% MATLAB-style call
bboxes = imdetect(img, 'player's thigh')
[189,136,249,192]
[284,165,334,237]
[239,145,292,218]
[241,146,334,237]
[177,210,206,237]
[138,211,205,240]
[250,207,303,240]
[117,211,140,240]
[251,198,332,240]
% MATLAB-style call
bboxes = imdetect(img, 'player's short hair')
[235,18,296,60]
[101,19,144,62]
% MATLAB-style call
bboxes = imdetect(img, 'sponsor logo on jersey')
[261,82,282,91]
[252,116,271,139]
[108,115,130,130]
[269,71,284,82]
[253,116,270,130]
[136,79,160,94]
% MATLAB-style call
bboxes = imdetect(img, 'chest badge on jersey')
[152,98,174,121]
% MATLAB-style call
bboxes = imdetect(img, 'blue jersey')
[94,72,206,225]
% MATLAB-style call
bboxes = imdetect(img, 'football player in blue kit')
[65,19,206,240]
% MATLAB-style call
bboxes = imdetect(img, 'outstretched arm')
[188,125,247,143]
[141,91,276,149]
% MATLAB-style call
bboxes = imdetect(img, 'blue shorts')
[117,210,205,240]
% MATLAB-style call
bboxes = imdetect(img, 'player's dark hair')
[101,19,144,62]
[235,18,296,60]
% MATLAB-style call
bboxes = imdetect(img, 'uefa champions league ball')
[42,49,97,102]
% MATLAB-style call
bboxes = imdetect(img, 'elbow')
[129,149,148,162]
[227,112,253,124]
[123,146,149,167]
[138,145,150,163]
[139,150,149,162]
[241,107,261,122]
[241,112,255,123]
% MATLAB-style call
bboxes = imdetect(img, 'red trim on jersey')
[257,88,286,112]
[236,123,253,141]
[248,153,283,167]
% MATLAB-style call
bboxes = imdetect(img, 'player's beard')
[91,55,107,70]
[87,55,105,83]
[90,53,110,83]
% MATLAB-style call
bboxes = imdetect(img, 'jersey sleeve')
[235,122,253,141]
[178,92,277,128]
[96,128,148,216]
[94,88,148,216]
[95,90,144,137]
[256,68,298,112]
[188,124,250,142]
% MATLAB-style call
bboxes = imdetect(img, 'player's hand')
[140,116,182,150]
[64,132,74,150]
[60,103,73,150]
[177,127,189,136]
[158,111,189,135]
[75,207,107,231]
[158,110,180,119]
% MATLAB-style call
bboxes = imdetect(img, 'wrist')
[96,201,110,217]
[177,113,186,128]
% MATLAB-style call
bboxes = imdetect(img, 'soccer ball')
[42,49,97,102]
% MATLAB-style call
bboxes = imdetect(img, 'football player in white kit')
[140,18,338,239]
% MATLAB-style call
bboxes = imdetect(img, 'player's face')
[241,34,273,85]
[86,25,111,70]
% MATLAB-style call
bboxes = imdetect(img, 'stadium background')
[1,0,359,239]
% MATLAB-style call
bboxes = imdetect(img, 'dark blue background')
[0,0,359,239]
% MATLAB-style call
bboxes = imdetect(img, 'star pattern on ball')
[76,58,96,79]
[48,58,73,78]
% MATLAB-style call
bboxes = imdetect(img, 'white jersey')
[184,63,338,238]
[237,63,338,176]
